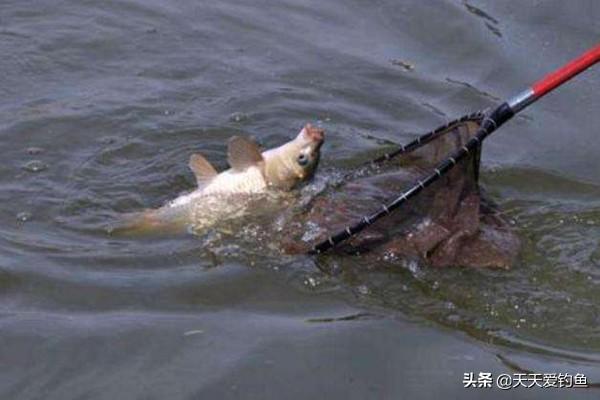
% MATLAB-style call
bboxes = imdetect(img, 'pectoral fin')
[227,136,263,170]
[189,153,218,185]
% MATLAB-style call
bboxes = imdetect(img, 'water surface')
[1,1,600,398]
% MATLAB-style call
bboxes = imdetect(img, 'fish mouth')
[303,123,325,144]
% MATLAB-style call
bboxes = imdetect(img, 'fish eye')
[297,153,309,166]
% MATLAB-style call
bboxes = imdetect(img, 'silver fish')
[116,124,324,234]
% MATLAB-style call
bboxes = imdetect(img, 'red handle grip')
[532,43,600,98]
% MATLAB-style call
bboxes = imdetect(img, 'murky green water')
[1,1,600,398]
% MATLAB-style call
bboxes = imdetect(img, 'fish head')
[263,123,325,190]
[292,123,324,178]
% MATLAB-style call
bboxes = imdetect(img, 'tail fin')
[108,209,186,236]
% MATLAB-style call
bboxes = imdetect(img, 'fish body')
[116,124,324,234]
[195,166,268,195]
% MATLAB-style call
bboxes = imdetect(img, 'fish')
[278,117,520,269]
[114,123,324,234]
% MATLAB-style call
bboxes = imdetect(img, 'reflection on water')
[1,0,600,398]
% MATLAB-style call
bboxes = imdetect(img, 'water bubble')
[229,112,248,123]
[305,276,318,288]
[301,221,322,242]
[357,285,370,295]
[406,259,420,275]
[16,211,32,222]
[444,301,456,310]
[23,160,48,172]
[382,251,398,262]
[26,147,44,155]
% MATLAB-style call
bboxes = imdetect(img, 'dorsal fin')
[227,136,263,170]
[188,153,218,185]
